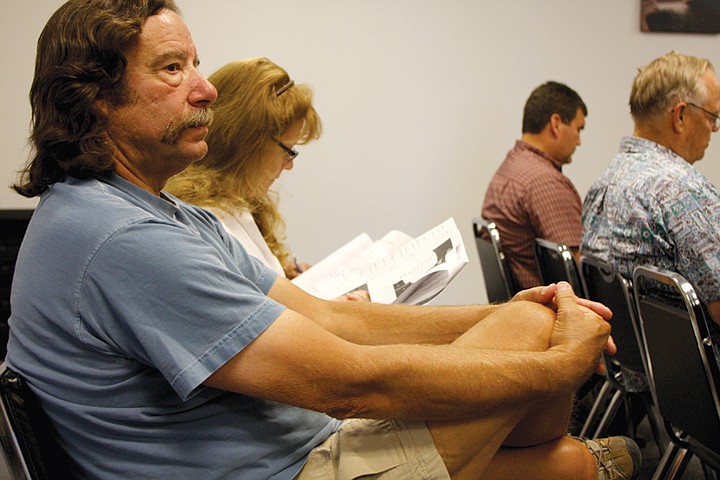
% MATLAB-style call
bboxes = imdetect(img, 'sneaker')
[580,436,642,480]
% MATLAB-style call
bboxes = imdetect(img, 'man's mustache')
[161,109,214,145]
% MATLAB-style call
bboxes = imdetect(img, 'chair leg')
[592,389,625,438]
[579,379,614,438]
[622,395,635,440]
[644,401,670,458]
[652,442,693,480]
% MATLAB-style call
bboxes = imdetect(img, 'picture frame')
[641,0,720,33]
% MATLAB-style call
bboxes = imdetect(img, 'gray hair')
[629,51,713,121]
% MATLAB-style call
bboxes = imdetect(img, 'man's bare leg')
[482,436,597,479]
[427,300,597,479]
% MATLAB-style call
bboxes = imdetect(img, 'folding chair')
[578,256,665,454]
[0,209,34,360]
[0,364,76,479]
[472,218,516,303]
[633,266,720,480]
[534,238,585,296]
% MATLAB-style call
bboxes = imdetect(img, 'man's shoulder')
[628,151,712,197]
[25,177,179,262]
[494,148,558,182]
[513,140,563,168]
[42,177,158,229]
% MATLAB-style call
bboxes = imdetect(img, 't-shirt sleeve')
[77,219,286,400]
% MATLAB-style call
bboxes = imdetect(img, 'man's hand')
[511,284,557,305]
[512,283,616,374]
[551,282,612,384]
[334,290,371,302]
[512,283,612,321]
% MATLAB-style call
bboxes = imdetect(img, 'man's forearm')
[338,342,581,421]
[322,300,504,345]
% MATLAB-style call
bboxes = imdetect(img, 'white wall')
[2,0,720,305]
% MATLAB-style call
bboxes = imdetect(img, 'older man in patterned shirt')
[582,51,720,364]
[482,81,587,290]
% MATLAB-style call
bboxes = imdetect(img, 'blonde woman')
[167,58,367,301]
[167,57,317,279]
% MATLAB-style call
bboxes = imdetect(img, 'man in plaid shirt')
[482,81,587,290]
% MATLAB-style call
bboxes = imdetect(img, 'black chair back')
[633,266,720,476]
[0,365,75,479]
[472,218,516,303]
[577,256,668,448]
[580,255,646,379]
[534,238,585,296]
[0,210,34,360]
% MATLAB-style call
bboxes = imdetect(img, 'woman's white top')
[213,209,286,278]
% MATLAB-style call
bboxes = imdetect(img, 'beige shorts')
[294,419,450,480]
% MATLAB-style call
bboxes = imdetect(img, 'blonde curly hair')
[166,57,321,271]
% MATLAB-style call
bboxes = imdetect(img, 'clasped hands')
[512,282,615,376]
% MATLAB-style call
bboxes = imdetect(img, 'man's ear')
[670,101,687,133]
[548,113,562,137]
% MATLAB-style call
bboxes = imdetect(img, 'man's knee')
[482,436,597,480]
[494,301,556,350]
[457,300,556,351]
[553,437,597,480]
[505,300,555,324]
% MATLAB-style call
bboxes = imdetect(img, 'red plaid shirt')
[482,141,582,289]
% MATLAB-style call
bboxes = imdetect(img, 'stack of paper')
[292,217,468,305]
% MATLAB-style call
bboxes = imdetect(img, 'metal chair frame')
[577,256,665,455]
[0,364,75,479]
[534,238,585,297]
[633,266,720,480]
[472,218,516,303]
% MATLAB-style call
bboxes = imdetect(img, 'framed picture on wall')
[641,0,720,33]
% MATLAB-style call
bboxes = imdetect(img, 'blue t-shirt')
[6,174,338,479]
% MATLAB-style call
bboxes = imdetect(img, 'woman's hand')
[333,290,371,302]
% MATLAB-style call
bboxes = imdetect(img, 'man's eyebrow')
[149,50,199,69]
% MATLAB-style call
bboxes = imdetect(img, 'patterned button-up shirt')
[582,136,720,372]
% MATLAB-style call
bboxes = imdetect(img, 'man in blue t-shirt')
[7,1,640,479]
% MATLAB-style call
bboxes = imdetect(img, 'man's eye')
[166,63,180,72]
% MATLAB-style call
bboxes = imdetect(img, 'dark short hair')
[521,81,587,134]
[14,0,179,198]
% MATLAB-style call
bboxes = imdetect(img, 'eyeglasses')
[272,138,299,162]
[688,102,720,128]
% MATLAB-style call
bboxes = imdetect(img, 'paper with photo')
[292,217,467,305]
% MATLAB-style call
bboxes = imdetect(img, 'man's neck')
[632,126,692,164]
[113,160,165,196]
[520,133,561,167]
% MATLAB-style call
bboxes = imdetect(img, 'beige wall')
[2,0,720,304]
